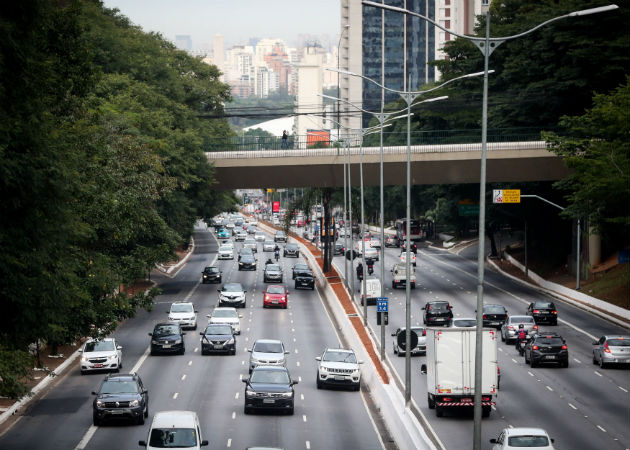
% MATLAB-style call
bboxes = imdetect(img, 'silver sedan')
[592,335,630,368]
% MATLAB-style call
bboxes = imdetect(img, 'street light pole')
[337,24,350,143]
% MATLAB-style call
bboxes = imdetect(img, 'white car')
[248,218,258,226]
[263,240,276,252]
[217,282,246,308]
[248,339,289,373]
[243,238,257,252]
[490,427,555,450]
[254,231,265,242]
[79,338,122,374]
[316,348,363,391]
[139,410,208,449]
[399,251,416,266]
[369,237,381,248]
[207,307,242,334]
[168,302,198,330]
[364,246,379,261]
[218,245,234,260]
[219,239,234,248]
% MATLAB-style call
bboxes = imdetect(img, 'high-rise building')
[213,34,225,74]
[264,45,291,94]
[293,47,324,143]
[175,35,192,52]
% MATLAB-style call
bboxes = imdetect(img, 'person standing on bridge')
[281,130,288,149]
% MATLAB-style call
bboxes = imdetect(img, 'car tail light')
[604,342,611,353]
[482,315,487,320]
[508,325,514,330]
[552,310,557,315]
[532,345,540,350]
[482,396,491,402]
[561,345,568,350]
[442,397,452,402]
[422,330,427,336]
[533,325,539,331]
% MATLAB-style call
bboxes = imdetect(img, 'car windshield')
[266,286,286,294]
[264,240,274,245]
[204,325,232,335]
[212,310,237,318]
[250,369,290,384]
[244,239,255,244]
[484,305,505,314]
[149,428,197,448]
[608,338,630,346]
[507,435,549,447]
[170,304,193,313]
[512,316,535,323]
[323,351,357,363]
[153,325,180,336]
[253,342,283,353]
[534,301,554,309]
[219,246,232,251]
[536,337,564,346]
[222,284,243,293]
[204,267,218,273]
[266,264,281,271]
[294,264,308,271]
[240,248,253,255]
[84,340,115,352]
[100,380,139,394]
[286,244,297,249]
[429,303,449,311]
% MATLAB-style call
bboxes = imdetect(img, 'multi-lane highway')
[0,223,386,450]
[329,231,630,450]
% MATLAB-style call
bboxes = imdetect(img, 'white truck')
[421,328,498,418]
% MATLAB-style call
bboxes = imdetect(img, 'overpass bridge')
[206,139,570,190]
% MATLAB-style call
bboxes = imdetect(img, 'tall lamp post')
[362,2,618,449]
[337,24,350,142]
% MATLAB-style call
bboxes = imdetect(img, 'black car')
[149,323,186,355]
[283,243,299,257]
[242,366,297,415]
[292,263,310,279]
[238,247,254,261]
[524,333,568,367]
[294,269,315,290]
[200,323,236,355]
[238,254,257,271]
[527,300,558,325]
[401,240,418,253]
[422,301,453,327]
[264,264,283,283]
[334,242,345,255]
[92,373,148,425]
[480,304,508,329]
[201,266,222,284]
[274,231,287,242]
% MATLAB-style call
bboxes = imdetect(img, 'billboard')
[272,201,280,213]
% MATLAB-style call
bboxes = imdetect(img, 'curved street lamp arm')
[319,93,408,117]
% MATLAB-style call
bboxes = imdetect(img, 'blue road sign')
[377,297,388,312]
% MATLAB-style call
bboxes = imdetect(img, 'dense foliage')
[0,0,235,398]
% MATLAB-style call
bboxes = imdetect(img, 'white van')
[139,410,208,449]
[360,277,382,306]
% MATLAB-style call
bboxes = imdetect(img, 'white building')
[213,34,225,76]
[293,47,324,143]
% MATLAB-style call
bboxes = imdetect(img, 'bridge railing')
[204,127,554,152]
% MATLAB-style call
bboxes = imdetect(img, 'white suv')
[139,410,208,449]
[316,348,363,391]
[79,338,122,374]
[168,302,198,330]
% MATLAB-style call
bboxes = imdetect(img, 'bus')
[395,219,422,242]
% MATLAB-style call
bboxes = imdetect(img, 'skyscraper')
[213,34,225,74]
[175,35,192,52]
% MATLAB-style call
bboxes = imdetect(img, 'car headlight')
[96,400,104,407]
[251,357,260,364]
[280,392,293,398]
[173,338,182,344]
[245,389,256,398]
[319,365,328,372]
[82,356,89,362]
[129,399,139,407]
[353,368,361,375]
[226,338,235,344]
[239,262,243,266]
[107,354,117,360]
[151,340,159,345]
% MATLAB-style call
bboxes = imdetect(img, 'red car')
[297,219,306,227]
[263,285,289,309]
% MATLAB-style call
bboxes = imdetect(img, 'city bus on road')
[395,219,422,242]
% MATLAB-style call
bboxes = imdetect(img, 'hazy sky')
[102,0,341,49]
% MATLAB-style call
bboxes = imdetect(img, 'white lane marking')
[594,371,603,377]
[188,360,192,366]
[527,371,534,377]
[181,374,186,381]
[301,394,305,401]
[245,337,249,341]
[173,392,179,399]
[131,346,151,373]
[491,405,496,410]
[297,361,300,367]
[619,386,628,393]
[239,374,243,380]
[295,349,299,354]
[227,438,232,447]
[292,328,295,332]
[597,425,606,433]
[293,338,296,342]
[546,386,553,392]
[194,347,198,353]
[235,392,239,399]
[511,358,518,364]
[303,414,307,422]
[306,441,311,450]
[498,348,503,353]
[246,328,250,332]
[232,412,236,419]
[573,358,581,364]
[568,403,577,410]
[298,376,302,382]
[242,360,245,365]
[73,425,98,450]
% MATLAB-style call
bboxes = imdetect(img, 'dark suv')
[149,323,186,355]
[201,266,222,284]
[527,300,558,325]
[480,304,508,329]
[92,373,148,425]
[524,333,568,368]
[283,243,299,257]
[422,301,453,327]
[294,268,315,290]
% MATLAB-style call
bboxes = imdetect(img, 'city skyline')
[102,0,341,51]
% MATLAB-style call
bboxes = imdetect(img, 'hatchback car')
[238,253,257,271]
[218,282,246,308]
[524,334,569,368]
[480,304,508,329]
[263,285,289,309]
[200,323,236,355]
[243,237,257,252]
[201,266,221,284]
[274,231,287,242]
[527,300,558,325]
[592,335,630,368]
[283,243,299,257]
[242,366,297,415]
[391,327,427,356]
[254,231,266,242]
[248,339,289,373]
[384,235,399,247]
[234,229,247,241]
[207,307,242,334]
[369,237,381,249]
[92,373,148,425]
[216,228,230,239]
[263,240,276,252]
[316,348,363,390]
[422,301,453,327]
[139,410,208,449]
[149,323,186,355]
[263,264,283,283]
[217,245,234,260]
[80,338,122,374]
[168,302,198,330]
[501,315,537,343]
[490,427,555,450]
[292,263,310,279]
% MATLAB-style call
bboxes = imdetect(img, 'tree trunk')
[322,189,332,273]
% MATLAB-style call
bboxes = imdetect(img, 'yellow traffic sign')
[493,189,521,203]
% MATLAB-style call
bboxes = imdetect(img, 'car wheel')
[231,348,236,355]
[93,413,101,426]
[593,352,598,365]
[562,360,569,368]
[392,282,396,289]
[524,352,529,364]
[354,383,361,391]
[144,403,149,418]
[530,358,537,368]
[427,394,435,409]
[118,359,122,369]
[180,346,185,355]
[482,406,491,418]
[436,406,443,417]
[316,373,323,389]
[501,331,505,342]
[193,323,197,331]
[311,285,315,290]
[136,414,145,425]
[244,406,251,415]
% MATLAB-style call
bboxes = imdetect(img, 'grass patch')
[581,263,629,309]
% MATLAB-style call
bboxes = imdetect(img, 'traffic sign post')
[377,297,389,356]
[377,297,388,312]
